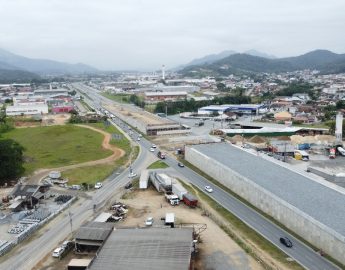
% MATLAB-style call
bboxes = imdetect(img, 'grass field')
[101,92,130,103]
[3,125,112,174]
[87,122,131,151]
[62,164,116,186]
[61,123,137,186]
[147,160,169,169]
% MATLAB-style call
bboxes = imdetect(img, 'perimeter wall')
[185,146,345,265]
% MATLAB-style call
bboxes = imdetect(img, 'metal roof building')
[190,143,345,236]
[185,142,345,264]
[89,228,193,270]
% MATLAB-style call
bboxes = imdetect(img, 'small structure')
[139,169,149,189]
[49,171,61,179]
[165,213,175,228]
[89,228,194,270]
[10,184,48,210]
[75,222,113,253]
[94,212,112,223]
[67,258,92,270]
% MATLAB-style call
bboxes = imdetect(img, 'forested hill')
[180,50,345,77]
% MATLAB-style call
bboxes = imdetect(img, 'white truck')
[172,183,187,200]
[165,192,179,205]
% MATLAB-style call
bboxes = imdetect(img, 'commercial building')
[33,89,68,98]
[145,91,187,103]
[185,142,345,264]
[6,104,48,116]
[198,104,266,115]
[89,228,194,270]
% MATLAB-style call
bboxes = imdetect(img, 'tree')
[327,119,345,135]
[336,100,345,110]
[0,139,25,184]
[216,82,226,91]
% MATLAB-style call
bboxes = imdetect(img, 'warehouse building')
[198,104,266,115]
[89,228,194,270]
[145,91,187,103]
[185,142,345,265]
[6,104,48,116]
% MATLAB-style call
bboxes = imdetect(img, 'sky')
[0,0,344,71]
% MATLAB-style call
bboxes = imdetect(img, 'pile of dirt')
[248,135,266,144]
[275,136,291,141]
[229,135,244,143]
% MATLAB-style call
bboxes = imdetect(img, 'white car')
[137,137,141,141]
[204,186,213,193]
[149,147,155,152]
[94,182,103,189]
[128,172,137,178]
[52,247,64,258]
[145,217,154,226]
[151,144,157,148]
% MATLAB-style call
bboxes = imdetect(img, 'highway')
[0,81,328,269]
[0,117,154,270]
[74,83,340,270]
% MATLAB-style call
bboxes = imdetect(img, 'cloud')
[0,0,344,70]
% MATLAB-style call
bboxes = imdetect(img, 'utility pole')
[165,104,168,117]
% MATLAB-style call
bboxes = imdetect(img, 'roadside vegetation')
[147,160,169,169]
[101,92,131,103]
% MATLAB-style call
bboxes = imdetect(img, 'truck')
[182,193,198,208]
[165,192,180,206]
[157,151,166,159]
[172,183,187,200]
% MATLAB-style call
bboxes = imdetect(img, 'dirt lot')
[120,188,263,270]
[105,103,173,125]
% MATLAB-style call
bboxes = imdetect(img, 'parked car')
[128,172,137,178]
[125,182,132,189]
[61,240,73,250]
[137,137,141,141]
[145,217,154,226]
[204,186,213,193]
[151,144,157,148]
[150,147,155,152]
[178,162,184,167]
[94,182,103,189]
[52,247,64,258]
[280,237,293,247]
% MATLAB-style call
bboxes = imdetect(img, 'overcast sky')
[0,0,344,70]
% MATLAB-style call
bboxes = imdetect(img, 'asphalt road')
[75,83,341,270]
[0,117,153,270]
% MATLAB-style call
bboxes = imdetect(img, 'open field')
[147,160,169,169]
[3,125,113,174]
[101,92,130,103]
[60,123,135,186]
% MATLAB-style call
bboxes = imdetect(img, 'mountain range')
[180,49,345,77]
[0,48,98,83]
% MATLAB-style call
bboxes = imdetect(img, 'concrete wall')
[185,146,345,265]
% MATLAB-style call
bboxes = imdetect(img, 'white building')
[6,104,48,116]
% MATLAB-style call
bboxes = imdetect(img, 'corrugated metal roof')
[191,142,345,237]
[90,228,193,270]
[75,222,113,242]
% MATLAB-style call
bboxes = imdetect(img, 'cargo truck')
[165,192,180,205]
[182,193,198,208]
[172,183,187,200]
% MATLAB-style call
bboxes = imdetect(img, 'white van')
[52,247,64,258]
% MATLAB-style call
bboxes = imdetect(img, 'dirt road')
[27,124,125,184]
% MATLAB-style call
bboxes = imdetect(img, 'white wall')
[185,146,345,265]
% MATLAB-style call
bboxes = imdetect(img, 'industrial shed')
[75,222,113,253]
[185,142,345,265]
[89,228,194,270]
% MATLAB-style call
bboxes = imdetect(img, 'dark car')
[178,162,184,167]
[125,182,133,189]
[280,237,293,247]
